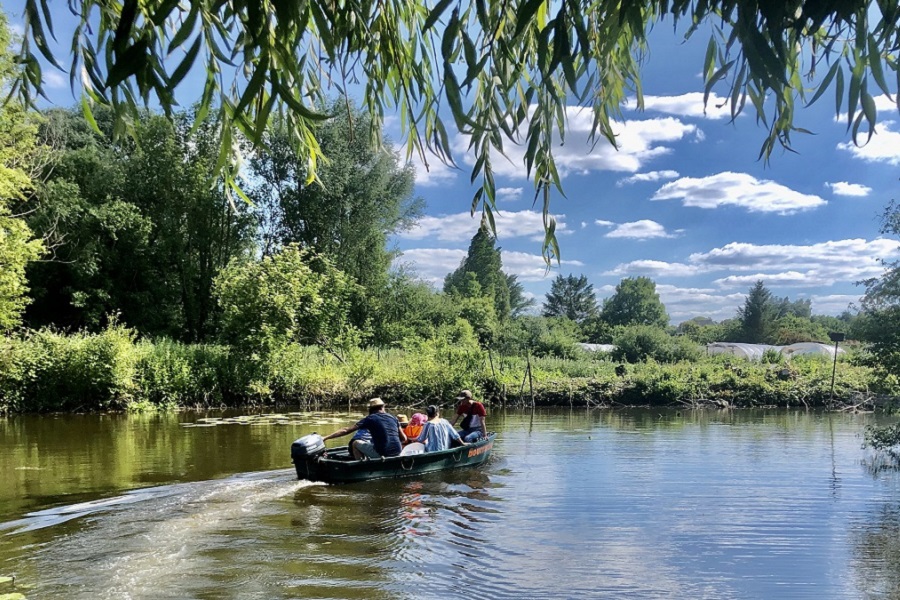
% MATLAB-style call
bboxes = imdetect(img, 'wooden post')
[527,354,535,409]
[488,348,497,378]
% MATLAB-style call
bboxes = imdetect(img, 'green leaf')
[150,0,180,26]
[484,204,497,234]
[234,55,270,117]
[106,39,150,88]
[867,34,891,97]
[113,0,139,54]
[81,95,102,134]
[847,67,861,129]
[24,0,63,69]
[861,90,877,142]
[168,4,199,53]
[424,0,454,32]
[169,34,203,88]
[443,62,469,131]
[703,35,716,80]
[805,60,840,107]
[704,59,734,107]
[441,9,459,58]
[834,66,844,119]
[513,0,545,40]
[278,84,330,121]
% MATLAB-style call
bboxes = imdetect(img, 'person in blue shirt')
[323,398,407,458]
[414,405,467,452]
[348,427,372,459]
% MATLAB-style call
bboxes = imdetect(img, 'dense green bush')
[612,325,702,363]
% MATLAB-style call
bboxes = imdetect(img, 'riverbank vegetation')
[0,322,887,413]
[0,10,899,415]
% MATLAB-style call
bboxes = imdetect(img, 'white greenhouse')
[706,342,846,361]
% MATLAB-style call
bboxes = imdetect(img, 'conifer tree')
[737,281,778,344]
[444,225,511,321]
[542,274,598,324]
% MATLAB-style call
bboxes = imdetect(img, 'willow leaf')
[169,34,203,88]
[424,0,454,32]
[513,0,545,40]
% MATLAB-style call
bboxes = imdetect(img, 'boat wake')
[1,470,323,599]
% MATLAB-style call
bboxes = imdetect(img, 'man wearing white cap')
[323,398,407,458]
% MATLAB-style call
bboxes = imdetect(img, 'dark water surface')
[2,409,900,599]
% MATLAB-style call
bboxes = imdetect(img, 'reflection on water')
[2,409,900,598]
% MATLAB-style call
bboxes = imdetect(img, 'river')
[1,408,899,599]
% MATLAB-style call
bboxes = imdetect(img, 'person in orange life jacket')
[323,398,407,458]
[403,412,427,441]
[449,389,487,443]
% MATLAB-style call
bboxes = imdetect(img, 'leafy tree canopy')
[0,12,43,330]
[214,244,364,356]
[25,108,254,340]
[600,276,668,328]
[856,202,900,380]
[15,0,898,260]
[250,103,422,292]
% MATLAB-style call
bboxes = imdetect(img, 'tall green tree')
[600,277,668,328]
[855,201,900,379]
[542,274,599,324]
[18,1,894,259]
[123,112,256,340]
[250,105,422,293]
[25,108,254,340]
[0,12,43,330]
[737,281,778,344]
[444,225,511,321]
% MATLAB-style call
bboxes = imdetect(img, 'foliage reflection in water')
[2,409,900,598]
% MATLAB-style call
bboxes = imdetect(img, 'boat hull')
[293,433,496,483]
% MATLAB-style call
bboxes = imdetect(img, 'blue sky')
[386,32,900,323]
[7,4,899,324]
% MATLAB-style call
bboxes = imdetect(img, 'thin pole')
[829,340,839,404]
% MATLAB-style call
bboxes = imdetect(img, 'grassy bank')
[0,325,892,413]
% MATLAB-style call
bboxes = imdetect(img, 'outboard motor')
[291,433,326,480]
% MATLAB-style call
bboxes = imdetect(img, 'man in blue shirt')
[323,398,407,458]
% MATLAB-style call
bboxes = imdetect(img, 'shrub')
[612,325,701,363]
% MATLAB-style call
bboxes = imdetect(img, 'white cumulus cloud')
[394,248,466,285]
[656,284,747,323]
[463,107,697,179]
[497,187,523,202]
[605,220,676,239]
[616,170,680,187]
[826,181,872,197]
[837,120,900,165]
[652,171,827,215]
[394,247,582,286]
[625,92,734,120]
[501,251,584,282]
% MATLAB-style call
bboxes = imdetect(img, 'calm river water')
[2,408,900,599]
